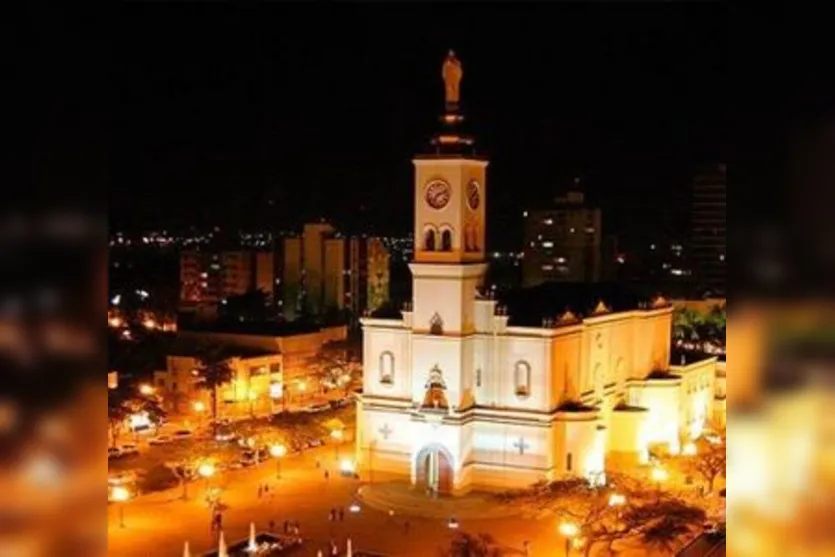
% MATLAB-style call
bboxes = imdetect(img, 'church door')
[415,446,454,494]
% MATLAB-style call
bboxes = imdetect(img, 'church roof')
[499,282,661,327]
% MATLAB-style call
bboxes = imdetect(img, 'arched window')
[514,361,531,398]
[424,228,437,251]
[379,351,394,384]
[440,229,453,251]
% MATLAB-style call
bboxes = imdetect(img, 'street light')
[682,442,698,456]
[651,466,668,492]
[198,461,216,493]
[270,444,286,479]
[558,522,579,557]
[139,384,155,396]
[111,486,131,528]
[193,401,206,429]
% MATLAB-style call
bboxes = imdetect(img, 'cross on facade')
[513,436,530,455]
[379,423,393,440]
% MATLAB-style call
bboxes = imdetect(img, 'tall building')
[691,164,726,295]
[522,184,609,286]
[355,52,723,494]
[179,250,276,311]
[281,224,390,320]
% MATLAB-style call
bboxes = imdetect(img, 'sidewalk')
[357,482,517,520]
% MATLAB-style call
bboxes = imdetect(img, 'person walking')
[258,484,263,499]
[338,507,344,521]
[268,520,275,533]
[324,469,330,481]
[523,540,530,557]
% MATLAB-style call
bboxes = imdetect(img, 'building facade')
[355,54,722,494]
[522,185,612,286]
[691,163,726,296]
[179,250,276,310]
[281,224,390,320]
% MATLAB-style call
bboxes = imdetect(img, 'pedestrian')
[338,507,344,521]
[264,483,270,495]
[268,520,275,533]
[316,458,321,469]
[324,470,330,481]
[329,508,335,521]
[258,484,263,499]
[523,540,530,556]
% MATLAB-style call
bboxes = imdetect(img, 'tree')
[688,436,727,493]
[498,473,706,557]
[167,459,201,501]
[194,344,235,436]
[108,386,165,448]
[673,308,704,341]
[309,340,362,396]
[441,532,505,557]
[629,499,706,554]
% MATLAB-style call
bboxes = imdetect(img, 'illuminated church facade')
[355,53,720,494]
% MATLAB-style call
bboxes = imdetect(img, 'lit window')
[556,257,567,264]
[541,264,554,271]
[523,211,529,218]
[514,361,531,398]
[537,234,543,241]
[542,241,554,248]
[585,227,595,234]
[543,218,553,225]
[569,228,575,233]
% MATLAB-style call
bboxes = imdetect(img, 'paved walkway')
[358,482,518,520]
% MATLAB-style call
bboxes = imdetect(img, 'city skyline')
[110,6,726,250]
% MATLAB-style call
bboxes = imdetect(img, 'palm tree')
[194,345,234,436]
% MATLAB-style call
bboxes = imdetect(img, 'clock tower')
[408,50,488,415]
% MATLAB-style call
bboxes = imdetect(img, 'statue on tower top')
[442,50,463,108]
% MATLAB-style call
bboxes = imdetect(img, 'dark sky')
[109,4,727,250]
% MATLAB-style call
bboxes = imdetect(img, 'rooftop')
[499,282,665,327]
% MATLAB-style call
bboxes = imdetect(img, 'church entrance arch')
[414,444,454,494]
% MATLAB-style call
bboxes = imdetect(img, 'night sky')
[109,4,727,250]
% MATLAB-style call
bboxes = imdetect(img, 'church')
[354,52,721,494]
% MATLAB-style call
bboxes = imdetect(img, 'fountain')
[218,532,228,557]
[247,523,257,552]
[199,529,304,556]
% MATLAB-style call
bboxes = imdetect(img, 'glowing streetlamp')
[139,383,155,396]
[111,486,131,528]
[682,442,698,456]
[651,466,669,491]
[193,400,206,429]
[558,522,579,557]
[270,444,287,479]
[198,461,216,492]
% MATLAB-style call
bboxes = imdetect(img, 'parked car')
[308,438,325,448]
[108,470,138,486]
[107,447,122,460]
[148,435,172,446]
[118,444,139,457]
[304,402,331,413]
[172,429,193,440]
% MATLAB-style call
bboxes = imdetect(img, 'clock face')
[466,179,480,210]
[425,179,451,210]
